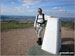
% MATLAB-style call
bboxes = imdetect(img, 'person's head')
[38,8,42,15]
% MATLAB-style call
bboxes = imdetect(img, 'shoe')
[37,38,42,45]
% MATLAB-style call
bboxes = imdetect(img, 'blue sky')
[1,0,74,18]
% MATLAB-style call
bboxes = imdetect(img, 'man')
[34,8,51,45]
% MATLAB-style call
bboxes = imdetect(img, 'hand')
[34,27,36,30]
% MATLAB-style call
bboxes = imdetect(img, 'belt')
[38,23,44,26]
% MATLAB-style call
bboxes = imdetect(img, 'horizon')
[1,0,74,18]
[1,15,75,19]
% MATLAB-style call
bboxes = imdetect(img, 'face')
[38,9,42,14]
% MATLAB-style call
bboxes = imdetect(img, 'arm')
[34,16,37,30]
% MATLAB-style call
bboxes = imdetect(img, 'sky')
[1,0,75,18]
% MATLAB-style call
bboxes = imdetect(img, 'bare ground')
[1,27,74,56]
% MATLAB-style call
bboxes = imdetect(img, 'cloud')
[14,7,27,12]
[18,0,41,8]
[10,2,15,4]
[15,7,22,10]
[43,7,66,14]
[51,7,65,12]
[1,0,74,17]
[1,0,73,1]
[42,7,74,17]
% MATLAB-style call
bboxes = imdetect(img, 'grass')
[1,23,33,31]
[61,24,74,30]
[1,22,74,32]
[61,21,74,30]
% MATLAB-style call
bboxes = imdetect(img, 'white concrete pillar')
[41,18,61,54]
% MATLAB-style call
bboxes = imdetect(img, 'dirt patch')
[1,27,74,56]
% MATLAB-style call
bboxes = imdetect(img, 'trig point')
[42,18,61,54]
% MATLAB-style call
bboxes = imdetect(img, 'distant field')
[61,22,74,30]
[1,21,74,32]
[1,23,33,31]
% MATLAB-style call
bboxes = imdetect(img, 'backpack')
[36,14,46,24]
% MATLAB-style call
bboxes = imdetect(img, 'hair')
[38,8,42,11]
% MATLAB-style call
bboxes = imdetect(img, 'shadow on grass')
[61,37,74,52]
[60,44,74,52]
[59,44,74,55]
[59,37,74,55]
[62,38,74,43]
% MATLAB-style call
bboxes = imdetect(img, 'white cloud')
[41,7,74,18]
[59,9,65,12]
[51,7,65,12]
[43,7,66,14]
[18,0,41,8]
[51,7,58,9]
[10,2,15,4]
[14,7,26,12]
[15,7,21,10]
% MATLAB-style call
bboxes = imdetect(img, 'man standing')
[34,8,51,45]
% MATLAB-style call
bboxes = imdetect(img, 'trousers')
[36,24,44,38]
